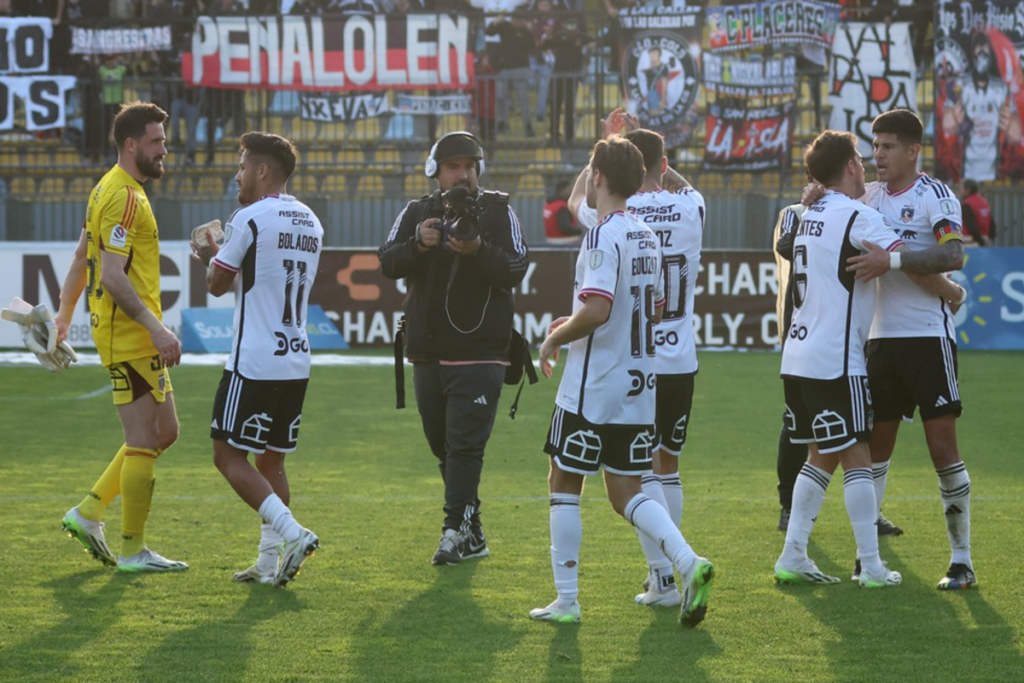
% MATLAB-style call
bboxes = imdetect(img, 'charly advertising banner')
[618,6,702,149]
[70,26,174,55]
[184,14,474,91]
[828,22,917,158]
[935,0,1024,183]
[706,0,840,53]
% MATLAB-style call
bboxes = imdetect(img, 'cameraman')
[379,132,530,566]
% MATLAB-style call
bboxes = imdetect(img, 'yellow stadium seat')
[39,178,65,196]
[54,150,79,167]
[404,174,430,198]
[319,174,348,195]
[195,176,225,196]
[337,149,366,167]
[290,174,319,196]
[356,174,384,195]
[68,176,96,196]
[305,149,333,167]
[10,177,37,195]
[518,174,545,195]
[0,151,20,168]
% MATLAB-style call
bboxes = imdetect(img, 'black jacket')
[379,190,529,362]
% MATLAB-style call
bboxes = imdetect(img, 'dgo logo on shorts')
[110,224,128,248]
[623,33,699,130]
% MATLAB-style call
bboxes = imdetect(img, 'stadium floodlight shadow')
[0,571,128,678]
[136,584,301,683]
[350,561,524,682]
[609,610,721,683]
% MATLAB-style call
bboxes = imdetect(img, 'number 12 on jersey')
[630,284,656,358]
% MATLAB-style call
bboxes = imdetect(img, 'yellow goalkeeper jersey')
[85,165,162,366]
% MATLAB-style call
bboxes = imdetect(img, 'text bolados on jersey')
[212,194,324,381]
[556,210,665,425]
[780,191,904,380]
[861,174,963,340]
[577,188,704,375]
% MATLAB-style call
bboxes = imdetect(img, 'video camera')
[440,186,483,245]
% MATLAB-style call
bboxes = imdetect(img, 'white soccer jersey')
[781,191,904,380]
[556,210,665,425]
[959,79,1008,182]
[577,188,704,375]
[212,194,324,381]
[862,175,963,339]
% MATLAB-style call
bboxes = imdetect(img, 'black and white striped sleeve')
[474,205,530,289]
[378,200,422,280]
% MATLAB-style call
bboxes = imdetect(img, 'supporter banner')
[0,76,75,131]
[0,18,52,74]
[394,93,471,115]
[828,22,917,158]
[704,102,793,171]
[184,14,474,91]
[706,0,840,53]
[70,26,174,55]
[619,7,702,148]
[935,0,1024,183]
[703,54,797,99]
[300,92,388,122]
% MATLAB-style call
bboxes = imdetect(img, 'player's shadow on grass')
[349,561,524,682]
[780,538,1024,683]
[135,583,302,683]
[541,621,582,683]
[608,609,721,683]
[0,569,127,680]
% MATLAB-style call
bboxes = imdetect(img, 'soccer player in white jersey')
[853,110,976,589]
[530,136,714,626]
[193,132,323,588]
[570,119,704,607]
[777,130,964,589]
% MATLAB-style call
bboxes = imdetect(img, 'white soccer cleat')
[635,586,682,607]
[774,557,841,585]
[275,528,319,588]
[117,548,189,573]
[61,506,116,567]
[233,564,276,584]
[529,599,581,624]
[858,567,902,588]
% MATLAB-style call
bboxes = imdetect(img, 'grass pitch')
[0,351,1022,683]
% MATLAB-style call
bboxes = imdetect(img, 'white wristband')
[889,251,902,271]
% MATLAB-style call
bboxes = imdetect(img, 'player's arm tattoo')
[898,239,965,274]
[662,166,691,192]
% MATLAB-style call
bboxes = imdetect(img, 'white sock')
[871,461,890,518]
[659,472,683,529]
[781,463,831,566]
[624,493,697,577]
[936,462,972,568]
[258,493,303,543]
[549,493,581,605]
[635,474,673,586]
[256,523,282,573]
[844,468,883,574]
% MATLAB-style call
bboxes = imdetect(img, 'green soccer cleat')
[774,558,841,585]
[529,600,581,624]
[62,507,116,567]
[679,558,715,628]
[858,567,902,588]
[117,548,189,573]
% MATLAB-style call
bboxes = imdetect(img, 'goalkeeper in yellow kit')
[54,102,187,573]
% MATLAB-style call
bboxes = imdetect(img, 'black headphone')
[424,131,486,178]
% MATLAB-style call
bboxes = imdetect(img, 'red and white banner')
[704,102,792,172]
[184,14,474,91]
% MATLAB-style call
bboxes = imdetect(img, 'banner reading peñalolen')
[935,0,1024,183]
[828,22,917,158]
[706,0,840,53]
[0,19,74,131]
[184,14,474,91]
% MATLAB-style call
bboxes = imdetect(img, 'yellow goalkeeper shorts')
[108,355,173,406]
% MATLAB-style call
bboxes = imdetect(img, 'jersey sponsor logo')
[240,412,273,444]
[562,429,602,465]
[590,250,605,269]
[811,410,848,442]
[627,369,657,397]
[273,332,310,356]
[939,198,958,215]
[900,207,915,222]
[110,224,128,248]
[630,430,654,464]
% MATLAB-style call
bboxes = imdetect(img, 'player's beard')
[136,150,165,180]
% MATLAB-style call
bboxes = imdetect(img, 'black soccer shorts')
[210,370,309,454]
[653,372,695,456]
[544,405,654,476]
[866,337,962,422]
[783,375,872,454]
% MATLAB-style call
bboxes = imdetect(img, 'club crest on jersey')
[110,224,128,248]
[900,207,915,222]
[590,250,605,269]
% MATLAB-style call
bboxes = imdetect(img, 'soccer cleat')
[61,507,116,567]
[936,563,977,590]
[876,514,904,536]
[635,585,681,607]
[851,558,862,582]
[117,548,189,573]
[431,528,461,566]
[679,558,715,628]
[777,508,791,533]
[774,558,841,585]
[529,600,581,624]
[457,526,490,559]
[275,528,319,587]
[233,564,276,584]
[858,566,902,588]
